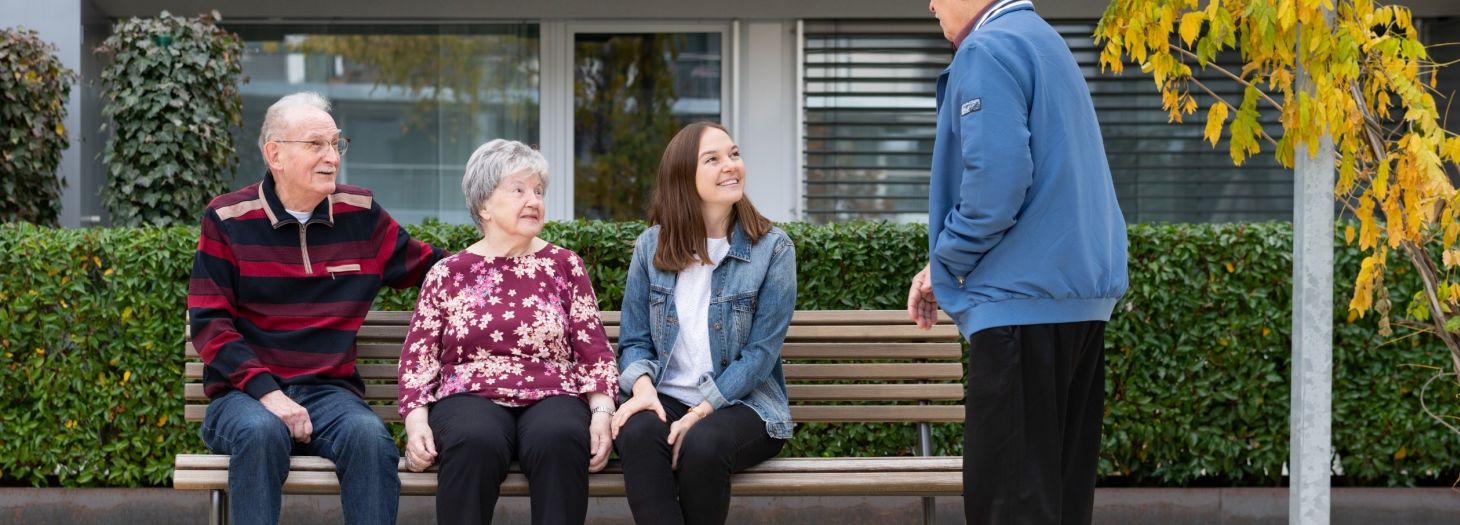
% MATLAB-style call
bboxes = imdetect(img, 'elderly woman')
[397,139,618,525]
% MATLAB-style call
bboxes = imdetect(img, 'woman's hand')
[589,411,612,472]
[668,402,714,470]
[586,393,614,473]
[403,407,437,472]
[611,375,666,439]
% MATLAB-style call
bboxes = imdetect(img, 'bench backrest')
[185,310,964,425]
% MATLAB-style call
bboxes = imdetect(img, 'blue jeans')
[201,385,400,525]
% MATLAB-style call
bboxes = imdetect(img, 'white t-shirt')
[658,237,730,407]
[286,208,312,223]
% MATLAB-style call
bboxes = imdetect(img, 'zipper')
[297,224,313,275]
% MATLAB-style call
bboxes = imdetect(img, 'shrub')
[0,220,1456,486]
[0,28,74,226]
[95,11,243,226]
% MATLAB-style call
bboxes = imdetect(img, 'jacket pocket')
[730,292,757,348]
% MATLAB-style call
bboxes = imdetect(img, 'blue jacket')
[929,3,1129,339]
[617,224,796,439]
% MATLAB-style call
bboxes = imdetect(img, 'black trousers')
[964,321,1106,525]
[615,393,785,525]
[429,394,590,525]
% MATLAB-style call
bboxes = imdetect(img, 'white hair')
[463,139,549,233]
[258,92,332,153]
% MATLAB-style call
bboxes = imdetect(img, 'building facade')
[5,0,1460,227]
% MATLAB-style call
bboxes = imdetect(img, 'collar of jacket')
[260,171,336,229]
[725,220,755,263]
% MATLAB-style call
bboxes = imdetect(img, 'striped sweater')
[187,174,447,400]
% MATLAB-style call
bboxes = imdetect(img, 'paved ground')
[2,487,1458,524]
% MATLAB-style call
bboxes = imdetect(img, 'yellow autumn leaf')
[1204,102,1229,146]
[123,370,131,383]
[1394,446,1408,460]
[1225,261,1235,273]
[1262,327,1271,337]
[1178,12,1205,45]
[1345,225,1355,245]
[157,414,169,427]
[54,123,65,137]
[122,306,133,323]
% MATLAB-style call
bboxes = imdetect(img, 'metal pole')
[1290,7,1335,524]
[210,489,229,525]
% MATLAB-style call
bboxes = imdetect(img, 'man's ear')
[263,142,283,172]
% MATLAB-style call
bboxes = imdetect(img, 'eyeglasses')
[273,135,350,156]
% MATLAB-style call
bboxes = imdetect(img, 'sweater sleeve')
[932,42,1034,279]
[561,251,619,399]
[376,202,449,289]
[397,261,450,417]
[187,208,280,399]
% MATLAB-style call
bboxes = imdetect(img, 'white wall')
[734,21,799,222]
[1,1,82,226]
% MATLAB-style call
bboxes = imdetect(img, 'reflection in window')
[574,33,721,220]
[227,24,539,225]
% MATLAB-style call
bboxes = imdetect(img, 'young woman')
[611,122,796,525]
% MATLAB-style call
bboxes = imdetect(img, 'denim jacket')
[617,223,796,439]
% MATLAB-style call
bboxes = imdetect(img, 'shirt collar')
[261,172,335,229]
[954,0,1034,47]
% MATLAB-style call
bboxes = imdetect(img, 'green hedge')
[0,220,1456,487]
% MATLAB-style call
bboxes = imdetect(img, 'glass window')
[227,24,540,225]
[573,32,722,220]
[803,20,1290,224]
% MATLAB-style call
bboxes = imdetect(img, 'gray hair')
[258,92,333,153]
[463,139,549,232]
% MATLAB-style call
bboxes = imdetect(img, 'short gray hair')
[258,92,332,153]
[463,139,549,232]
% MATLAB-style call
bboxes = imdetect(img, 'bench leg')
[211,489,229,525]
[917,419,937,525]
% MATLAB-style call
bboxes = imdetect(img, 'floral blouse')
[397,243,617,416]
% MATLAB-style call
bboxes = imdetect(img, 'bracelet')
[591,406,615,417]
[688,405,710,419]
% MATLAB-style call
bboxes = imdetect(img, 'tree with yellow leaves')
[1095,1,1460,395]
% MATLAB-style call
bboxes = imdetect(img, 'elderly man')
[188,92,446,525]
[908,0,1129,523]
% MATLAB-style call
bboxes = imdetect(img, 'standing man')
[188,92,447,525]
[909,1,1129,523]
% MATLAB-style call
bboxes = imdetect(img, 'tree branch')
[1186,78,1280,148]
[1169,44,1284,113]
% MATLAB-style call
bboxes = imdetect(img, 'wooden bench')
[179,310,964,524]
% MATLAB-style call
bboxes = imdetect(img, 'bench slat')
[185,383,965,403]
[355,324,960,343]
[178,469,961,496]
[184,403,965,423]
[185,362,963,382]
[174,454,963,473]
[188,341,966,361]
[359,310,954,326]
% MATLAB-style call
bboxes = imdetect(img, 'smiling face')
[480,169,546,240]
[693,127,745,210]
[264,107,341,209]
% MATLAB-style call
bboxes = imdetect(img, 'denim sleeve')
[617,235,662,395]
[932,42,1034,279]
[699,238,796,409]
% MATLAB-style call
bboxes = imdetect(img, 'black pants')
[429,394,590,525]
[615,394,785,525]
[964,321,1106,525]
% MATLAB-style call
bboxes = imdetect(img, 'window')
[227,23,539,225]
[803,20,1290,224]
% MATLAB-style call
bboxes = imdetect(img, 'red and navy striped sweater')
[187,174,447,400]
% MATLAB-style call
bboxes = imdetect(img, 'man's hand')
[260,390,313,443]
[403,407,436,472]
[907,263,939,329]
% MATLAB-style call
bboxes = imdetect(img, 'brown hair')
[649,122,772,272]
